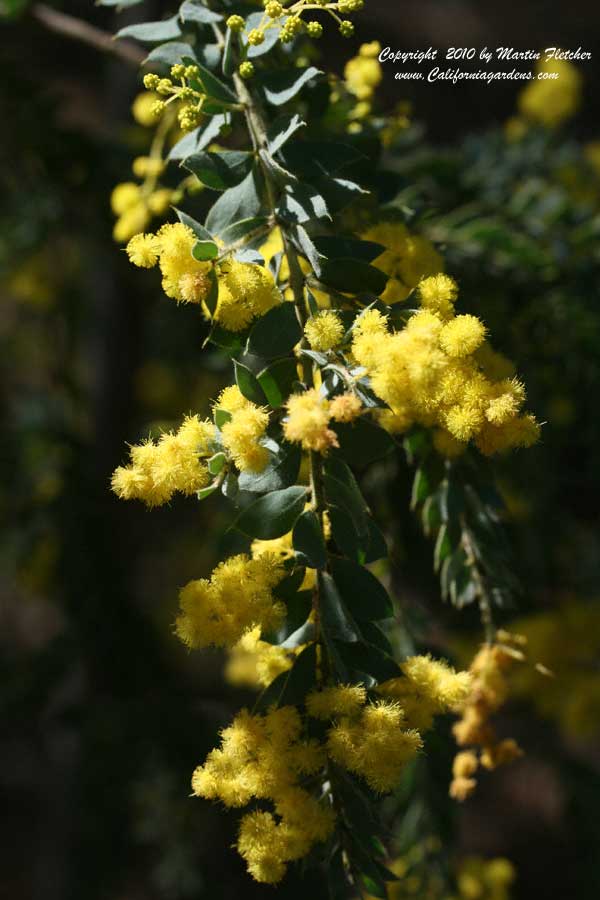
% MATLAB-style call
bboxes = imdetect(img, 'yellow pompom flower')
[306,684,367,719]
[216,384,251,414]
[225,627,297,689]
[363,222,444,304]
[111,414,215,507]
[304,310,344,351]
[221,403,270,473]
[216,259,282,331]
[126,233,160,268]
[327,701,422,793]
[440,315,487,358]
[329,393,363,423]
[419,273,458,319]
[379,655,472,732]
[175,553,286,649]
[283,389,339,453]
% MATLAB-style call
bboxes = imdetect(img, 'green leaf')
[255,642,317,710]
[329,558,393,621]
[257,358,298,407]
[185,58,238,105]
[197,483,219,500]
[262,66,323,106]
[360,621,393,656]
[220,215,269,246]
[312,236,385,266]
[333,419,395,467]
[411,467,430,510]
[207,452,227,475]
[267,113,306,155]
[434,523,452,572]
[206,170,264,237]
[278,183,330,224]
[168,114,228,161]
[247,303,302,358]
[221,25,235,77]
[328,508,387,565]
[179,1,223,24]
[144,41,196,68]
[320,572,360,642]
[233,359,267,405]
[243,11,282,58]
[213,408,232,429]
[192,239,219,260]
[280,618,315,649]
[281,141,365,177]
[317,258,388,294]
[292,510,327,569]
[238,442,301,494]
[235,486,308,539]
[174,208,213,241]
[336,640,401,682]
[183,150,253,191]
[221,471,239,499]
[204,268,219,316]
[358,874,387,899]
[273,567,307,602]
[117,15,182,43]
[324,470,369,541]
[294,225,325,274]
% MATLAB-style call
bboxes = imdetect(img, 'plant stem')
[230,62,329,672]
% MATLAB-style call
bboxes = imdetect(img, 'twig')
[31,3,145,67]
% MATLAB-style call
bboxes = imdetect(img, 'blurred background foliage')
[2,1,600,899]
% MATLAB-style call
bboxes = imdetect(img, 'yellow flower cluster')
[326,697,423,793]
[509,601,600,738]
[191,706,333,883]
[214,385,270,473]
[351,280,540,454]
[344,40,383,101]
[363,222,444,304]
[111,414,215,507]
[126,224,281,329]
[127,223,212,300]
[304,310,344,351]
[175,552,286,649]
[225,626,298,688]
[378,654,473,731]
[111,182,173,243]
[450,633,527,801]
[283,388,363,452]
[518,57,582,128]
[216,257,282,331]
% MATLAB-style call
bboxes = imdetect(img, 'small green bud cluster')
[247,28,266,46]
[226,14,246,33]
[265,1,284,18]
[142,65,206,133]
[239,61,255,80]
